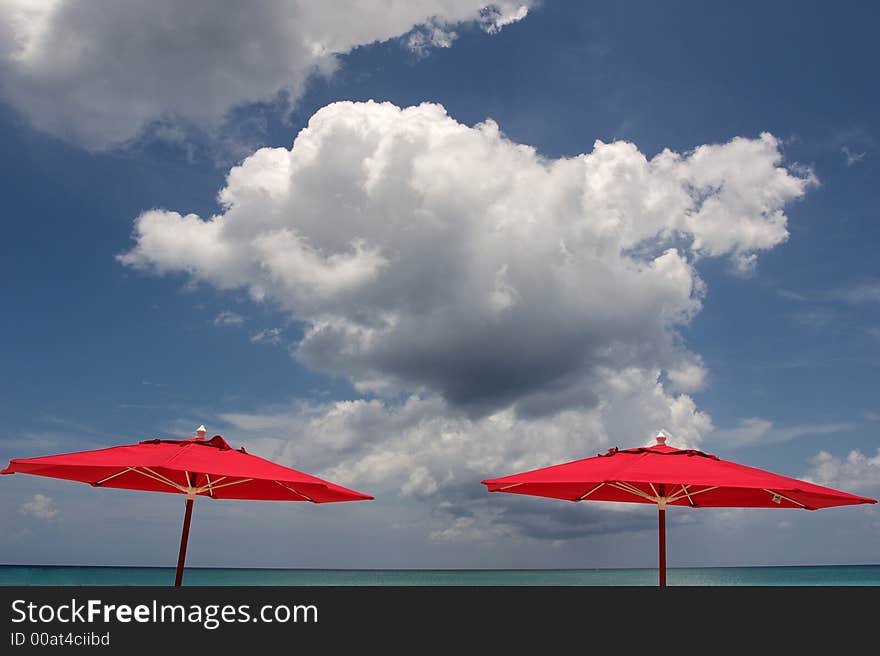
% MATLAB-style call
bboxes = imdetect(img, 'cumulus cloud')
[804,449,880,492]
[121,101,813,419]
[225,389,710,489]
[665,356,707,393]
[19,494,59,520]
[220,386,711,540]
[0,0,532,149]
[119,100,813,539]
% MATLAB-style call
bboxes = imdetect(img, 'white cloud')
[121,101,813,420]
[213,310,245,326]
[480,3,530,33]
[842,146,866,166]
[665,356,707,393]
[406,20,459,58]
[836,282,880,304]
[804,449,880,492]
[789,280,880,305]
[0,0,532,149]
[219,383,711,540]
[19,494,59,520]
[119,100,814,540]
[709,418,854,448]
[676,133,816,271]
[250,328,283,345]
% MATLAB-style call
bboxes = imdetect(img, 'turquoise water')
[2,564,879,586]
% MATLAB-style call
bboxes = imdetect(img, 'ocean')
[2,564,879,586]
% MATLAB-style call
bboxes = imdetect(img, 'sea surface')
[2,564,879,586]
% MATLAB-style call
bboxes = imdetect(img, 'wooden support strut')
[174,471,197,587]
[658,483,666,587]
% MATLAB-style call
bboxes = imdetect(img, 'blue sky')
[1,1,878,569]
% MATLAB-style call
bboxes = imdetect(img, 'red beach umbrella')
[482,433,876,586]
[2,426,373,586]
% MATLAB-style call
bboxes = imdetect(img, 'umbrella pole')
[657,483,666,588]
[174,495,195,587]
[658,504,666,586]
[658,483,666,587]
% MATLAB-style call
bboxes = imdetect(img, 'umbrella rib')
[682,485,695,505]
[687,485,717,498]
[611,480,643,496]
[577,482,605,501]
[609,481,657,503]
[94,467,135,486]
[133,467,188,493]
[192,476,248,495]
[612,481,653,499]
[275,480,315,502]
[667,485,718,504]
[763,488,807,509]
[202,478,253,493]
[195,476,226,494]
[667,484,696,506]
[609,481,720,505]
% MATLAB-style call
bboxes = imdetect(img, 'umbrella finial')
[655,431,667,445]
[195,425,207,439]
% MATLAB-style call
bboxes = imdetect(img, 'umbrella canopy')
[2,432,371,503]
[482,434,876,585]
[2,427,372,585]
